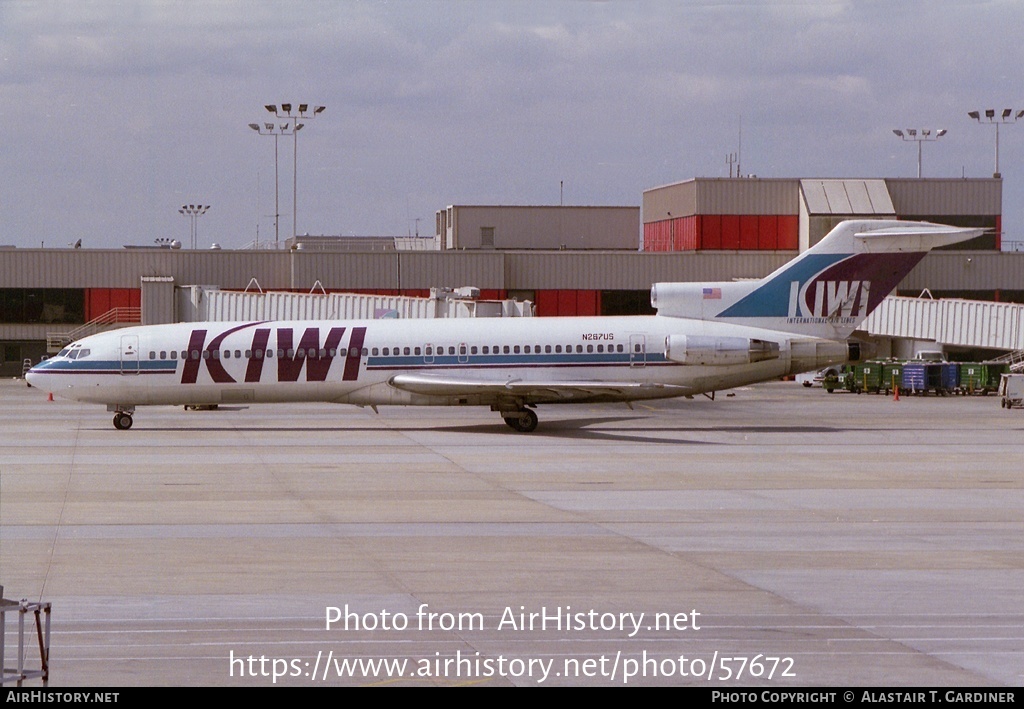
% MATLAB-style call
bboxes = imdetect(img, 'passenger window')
[576,345,583,353]
[503,346,510,354]
[404,347,411,356]
[149,352,156,360]
[524,346,531,354]
[471,346,478,355]
[224,350,231,359]
[235,350,242,359]
[415,347,421,356]
[296,349,304,358]
[587,345,593,353]
[597,345,604,353]
[371,348,378,356]
[514,345,520,354]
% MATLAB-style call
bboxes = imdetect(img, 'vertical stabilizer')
[651,220,984,338]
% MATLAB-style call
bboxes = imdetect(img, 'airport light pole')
[967,108,1024,178]
[178,204,209,249]
[892,128,946,178]
[264,103,326,240]
[248,122,296,247]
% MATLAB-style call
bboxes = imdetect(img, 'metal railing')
[46,307,141,352]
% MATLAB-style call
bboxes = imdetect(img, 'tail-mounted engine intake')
[664,335,780,366]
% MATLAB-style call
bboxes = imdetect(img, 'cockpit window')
[58,348,71,358]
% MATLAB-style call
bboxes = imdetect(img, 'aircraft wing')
[388,372,690,401]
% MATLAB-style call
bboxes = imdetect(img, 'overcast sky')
[1,0,1023,250]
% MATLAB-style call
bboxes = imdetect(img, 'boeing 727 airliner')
[26,220,981,431]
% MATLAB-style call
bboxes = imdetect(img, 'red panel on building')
[995,215,1002,250]
[85,289,109,321]
[758,215,778,249]
[109,289,133,311]
[702,215,722,250]
[778,215,799,249]
[721,215,741,249]
[576,290,599,316]
[535,290,559,316]
[557,290,576,315]
[739,216,758,250]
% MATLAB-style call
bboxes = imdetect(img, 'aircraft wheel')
[113,412,133,430]
[504,409,538,433]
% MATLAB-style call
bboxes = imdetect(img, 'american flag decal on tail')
[702,287,721,300]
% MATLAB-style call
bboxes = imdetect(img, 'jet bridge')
[862,295,1024,367]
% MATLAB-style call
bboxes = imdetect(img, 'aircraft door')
[424,343,434,365]
[629,334,646,367]
[120,335,140,375]
[458,342,469,364]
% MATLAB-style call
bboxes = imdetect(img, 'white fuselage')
[27,315,845,410]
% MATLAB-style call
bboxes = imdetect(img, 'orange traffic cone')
[892,375,899,402]
[47,392,53,401]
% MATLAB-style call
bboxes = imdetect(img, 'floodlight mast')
[178,204,210,249]
[248,122,296,247]
[892,128,947,178]
[264,103,326,240]
[967,108,1024,178]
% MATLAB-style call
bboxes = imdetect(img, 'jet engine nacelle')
[664,335,780,366]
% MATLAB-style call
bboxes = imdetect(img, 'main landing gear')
[502,408,538,433]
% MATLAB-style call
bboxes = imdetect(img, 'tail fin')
[652,220,983,338]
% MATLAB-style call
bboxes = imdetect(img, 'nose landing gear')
[113,412,134,430]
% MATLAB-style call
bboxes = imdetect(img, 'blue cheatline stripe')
[367,353,667,369]
[33,362,178,372]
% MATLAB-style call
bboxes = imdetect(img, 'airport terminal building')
[1,176,1021,377]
